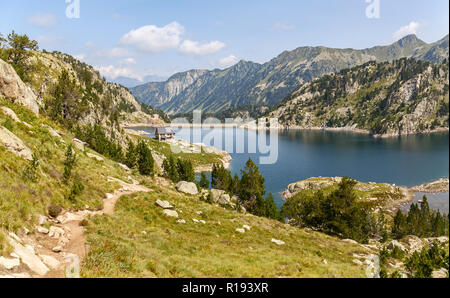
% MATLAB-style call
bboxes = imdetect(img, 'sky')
[1,0,449,85]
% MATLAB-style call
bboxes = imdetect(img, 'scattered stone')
[0,126,33,160]
[342,239,358,245]
[7,236,49,276]
[156,200,174,209]
[49,226,65,238]
[271,238,285,246]
[0,256,20,270]
[87,152,104,162]
[162,209,179,218]
[36,214,47,225]
[236,228,246,234]
[199,220,206,224]
[243,225,251,231]
[22,227,30,235]
[403,236,425,253]
[176,181,199,195]
[106,193,114,199]
[177,219,186,224]
[193,219,200,223]
[52,246,63,253]
[196,211,203,215]
[322,259,328,265]
[36,226,49,234]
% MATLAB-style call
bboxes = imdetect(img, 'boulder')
[352,259,364,266]
[177,219,186,224]
[176,181,198,195]
[163,209,179,218]
[156,200,174,209]
[118,163,130,172]
[7,236,49,276]
[243,225,251,231]
[0,58,39,115]
[0,256,20,270]
[0,126,33,161]
[210,189,232,205]
[236,228,246,234]
[403,236,424,253]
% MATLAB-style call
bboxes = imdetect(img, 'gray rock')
[36,226,49,234]
[0,106,21,122]
[176,181,198,195]
[0,256,20,270]
[39,255,60,270]
[0,126,33,161]
[156,200,174,209]
[0,58,39,115]
[7,236,49,276]
[210,189,232,205]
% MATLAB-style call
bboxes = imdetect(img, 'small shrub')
[48,204,63,218]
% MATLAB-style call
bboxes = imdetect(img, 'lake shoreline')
[124,123,449,139]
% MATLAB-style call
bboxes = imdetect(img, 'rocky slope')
[132,34,449,114]
[268,58,449,136]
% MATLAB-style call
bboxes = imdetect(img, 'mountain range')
[131,34,449,115]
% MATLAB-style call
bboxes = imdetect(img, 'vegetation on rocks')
[269,58,449,136]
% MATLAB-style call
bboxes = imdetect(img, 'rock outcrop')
[0,126,33,160]
[0,58,39,115]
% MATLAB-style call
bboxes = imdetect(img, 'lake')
[139,127,449,209]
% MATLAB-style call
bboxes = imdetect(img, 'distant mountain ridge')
[131,34,449,114]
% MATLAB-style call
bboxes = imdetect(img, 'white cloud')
[119,22,185,53]
[179,40,226,56]
[271,22,295,31]
[120,58,136,65]
[96,65,143,82]
[27,13,58,29]
[393,22,421,41]
[104,47,132,58]
[218,55,239,68]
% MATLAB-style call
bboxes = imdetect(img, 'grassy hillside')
[82,179,367,278]
[0,98,131,252]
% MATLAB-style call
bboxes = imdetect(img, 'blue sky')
[1,0,448,84]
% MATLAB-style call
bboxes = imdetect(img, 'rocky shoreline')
[281,177,449,212]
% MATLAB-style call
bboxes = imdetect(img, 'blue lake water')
[140,127,449,208]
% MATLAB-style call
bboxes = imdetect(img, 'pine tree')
[125,141,138,169]
[199,173,210,189]
[136,140,154,176]
[63,144,76,184]
[238,158,266,207]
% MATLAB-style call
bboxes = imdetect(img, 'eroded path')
[1,178,151,278]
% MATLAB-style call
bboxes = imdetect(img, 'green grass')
[82,179,367,278]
